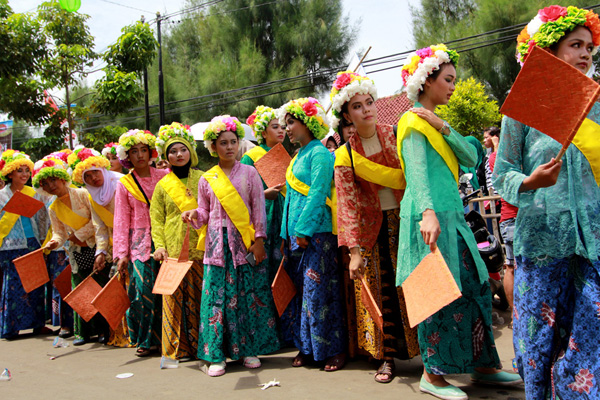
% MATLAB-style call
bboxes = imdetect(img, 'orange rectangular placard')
[91,274,131,330]
[271,258,296,317]
[500,46,600,152]
[254,143,292,189]
[53,264,72,299]
[13,248,49,293]
[402,248,462,328]
[152,258,193,295]
[63,275,102,322]
[2,190,44,218]
[360,276,383,332]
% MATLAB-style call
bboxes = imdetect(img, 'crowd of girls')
[1,4,599,400]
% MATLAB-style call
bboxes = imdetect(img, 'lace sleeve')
[149,183,167,251]
[492,116,528,207]
[112,182,131,260]
[248,167,267,239]
[444,127,477,167]
[402,131,434,214]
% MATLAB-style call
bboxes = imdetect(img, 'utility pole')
[156,12,165,126]
[141,15,150,131]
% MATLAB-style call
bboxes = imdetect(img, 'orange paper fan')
[63,275,101,322]
[2,190,44,218]
[13,248,49,293]
[91,274,130,330]
[360,276,383,332]
[254,143,292,188]
[271,258,296,317]
[53,264,72,299]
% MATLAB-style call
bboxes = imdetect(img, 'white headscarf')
[84,167,123,206]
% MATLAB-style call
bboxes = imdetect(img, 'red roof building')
[375,93,413,125]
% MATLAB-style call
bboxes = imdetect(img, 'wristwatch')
[439,120,450,136]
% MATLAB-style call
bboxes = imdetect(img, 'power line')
[98,0,154,14]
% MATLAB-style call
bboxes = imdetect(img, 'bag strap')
[130,172,151,206]
[178,224,191,262]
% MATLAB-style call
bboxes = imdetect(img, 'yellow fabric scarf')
[572,118,600,186]
[160,172,202,235]
[285,156,338,235]
[0,186,37,248]
[119,173,147,204]
[50,196,90,231]
[196,165,255,251]
[244,146,268,163]
[334,145,406,190]
[397,111,459,183]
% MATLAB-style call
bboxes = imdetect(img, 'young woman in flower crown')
[493,6,600,399]
[0,150,50,339]
[330,72,420,383]
[397,45,521,400]
[35,154,110,346]
[74,147,131,348]
[150,122,205,362]
[113,130,168,357]
[102,142,126,174]
[181,115,280,377]
[276,98,347,372]
[241,105,287,282]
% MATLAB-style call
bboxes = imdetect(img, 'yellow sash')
[572,118,600,186]
[159,172,202,236]
[244,146,268,163]
[197,165,256,251]
[41,226,53,254]
[50,196,90,231]
[120,173,148,204]
[334,145,406,190]
[88,195,114,228]
[0,186,37,248]
[285,156,338,235]
[397,111,459,183]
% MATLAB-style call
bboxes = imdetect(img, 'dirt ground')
[0,308,524,400]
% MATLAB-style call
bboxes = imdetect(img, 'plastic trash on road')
[258,379,280,390]
[53,337,69,348]
[160,356,179,369]
[0,368,11,381]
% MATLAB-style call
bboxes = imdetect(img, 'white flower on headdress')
[329,74,378,129]
[527,14,544,37]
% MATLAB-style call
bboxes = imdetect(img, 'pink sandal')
[243,356,262,369]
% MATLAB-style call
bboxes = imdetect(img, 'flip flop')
[324,353,346,372]
[292,352,310,367]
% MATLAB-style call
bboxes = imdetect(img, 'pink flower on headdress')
[302,98,318,116]
[401,69,410,86]
[538,5,568,23]
[222,116,237,131]
[78,148,94,161]
[333,73,354,90]
[42,159,56,169]
[246,113,257,126]
[416,47,434,58]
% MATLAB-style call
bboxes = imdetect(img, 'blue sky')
[11,0,420,98]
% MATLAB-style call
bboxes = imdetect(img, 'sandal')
[374,360,395,383]
[207,361,226,377]
[135,347,152,357]
[292,352,310,367]
[58,328,73,338]
[243,356,261,369]
[324,353,346,372]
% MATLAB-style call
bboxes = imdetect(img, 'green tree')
[149,0,355,126]
[80,125,128,151]
[436,77,502,138]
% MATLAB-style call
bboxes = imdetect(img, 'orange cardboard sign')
[63,275,101,322]
[91,274,131,330]
[402,248,462,328]
[271,258,296,317]
[53,264,72,299]
[501,46,600,152]
[360,276,383,332]
[254,143,292,188]
[2,190,44,218]
[152,258,193,295]
[13,248,49,293]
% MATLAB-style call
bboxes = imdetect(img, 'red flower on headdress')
[246,113,257,126]
[302,99,318,117]
[538,5,568,23]
[0,160,5,170]
[333,73,354,90]
[78,148,94,161]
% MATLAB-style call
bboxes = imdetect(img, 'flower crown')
[276,97,330,140]
[156,122,196,160]
[401,44,460,102]
[203,115,245,157]
[517,5,600,65]
[67,146,110,185]
[48,149,72,164]
[32,156,71,189]
[246,106,277,144]
[116,129,158,167]
[329,71,378,129]
[0,149,34,180]
[101,142,118,158]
